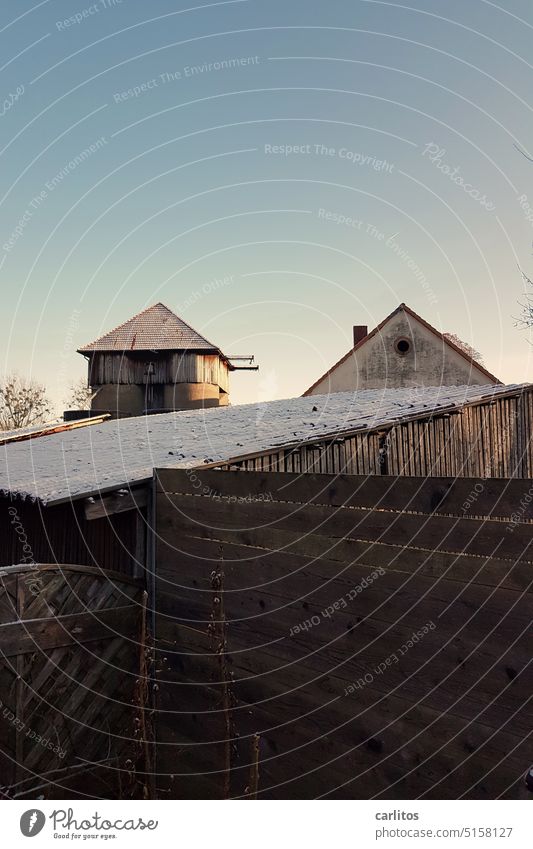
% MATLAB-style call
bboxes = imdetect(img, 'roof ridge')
[158,304,220,350]
[303,303,500,395]
[77,302,223,354]
[398,303,500,383]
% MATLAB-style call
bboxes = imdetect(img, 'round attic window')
[395,337,411,355]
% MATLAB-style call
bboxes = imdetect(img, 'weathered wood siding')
[154,468,533,800]
[88,352,229,392]
[0,496,142,577]
[220,389,533,478]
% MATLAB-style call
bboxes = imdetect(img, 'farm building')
[0,381,532,799]
[303,303,500,396]
[77,302,257,418]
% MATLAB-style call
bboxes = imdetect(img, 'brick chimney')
[353,325,368,347]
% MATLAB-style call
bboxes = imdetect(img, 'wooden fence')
[154,468,533,799]
[217,388,533,479]
[0,564,150,799]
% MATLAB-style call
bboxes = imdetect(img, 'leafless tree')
[514,144,533,327]
[443,333,484,364]
[0,374,52,430]
[516,267,533,328]
[65,378,94,410]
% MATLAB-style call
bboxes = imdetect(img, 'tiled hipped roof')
[78,303,222,353]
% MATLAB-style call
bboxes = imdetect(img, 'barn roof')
[77,303,224,354]
[303,303,501,395]
[0,383,526,505]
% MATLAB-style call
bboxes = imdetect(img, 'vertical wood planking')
[218,390,532,480]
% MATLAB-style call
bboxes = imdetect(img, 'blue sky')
[1,0,533,409]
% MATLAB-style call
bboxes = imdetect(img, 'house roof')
[303,303,501,395]
[0,383,525,505]
[77,303,224,354]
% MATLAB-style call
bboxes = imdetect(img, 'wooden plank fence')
[154,468,533,800]
[216,389,533,479]
[0,564,151,799]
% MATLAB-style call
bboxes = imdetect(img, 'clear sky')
[1,0,532,411]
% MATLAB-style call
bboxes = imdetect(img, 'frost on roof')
[0,384,526,505]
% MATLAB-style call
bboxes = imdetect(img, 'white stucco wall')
[307,310,494,395]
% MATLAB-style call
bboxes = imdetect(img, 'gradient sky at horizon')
[1,0,533,412]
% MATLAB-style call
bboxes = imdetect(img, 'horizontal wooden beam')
[155,469,533,521]
[0,604,139,657]
[158,531,533,593]
[158,491,533,561]
[84,486,148,520]
[0,563,144,589]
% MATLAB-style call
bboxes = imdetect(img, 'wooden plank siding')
[154,468,533,800]
[0,495,147,578]
[215,389,533,480]
[88,352,230,392]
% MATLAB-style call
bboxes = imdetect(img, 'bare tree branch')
[64,378,95,411]
[442,333,484,364]
[0,374,51,431]
[515,266,533,329]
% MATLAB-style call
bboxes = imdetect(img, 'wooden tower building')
[78,303,255,417]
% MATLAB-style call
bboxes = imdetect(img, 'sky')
[1,0,533,412]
